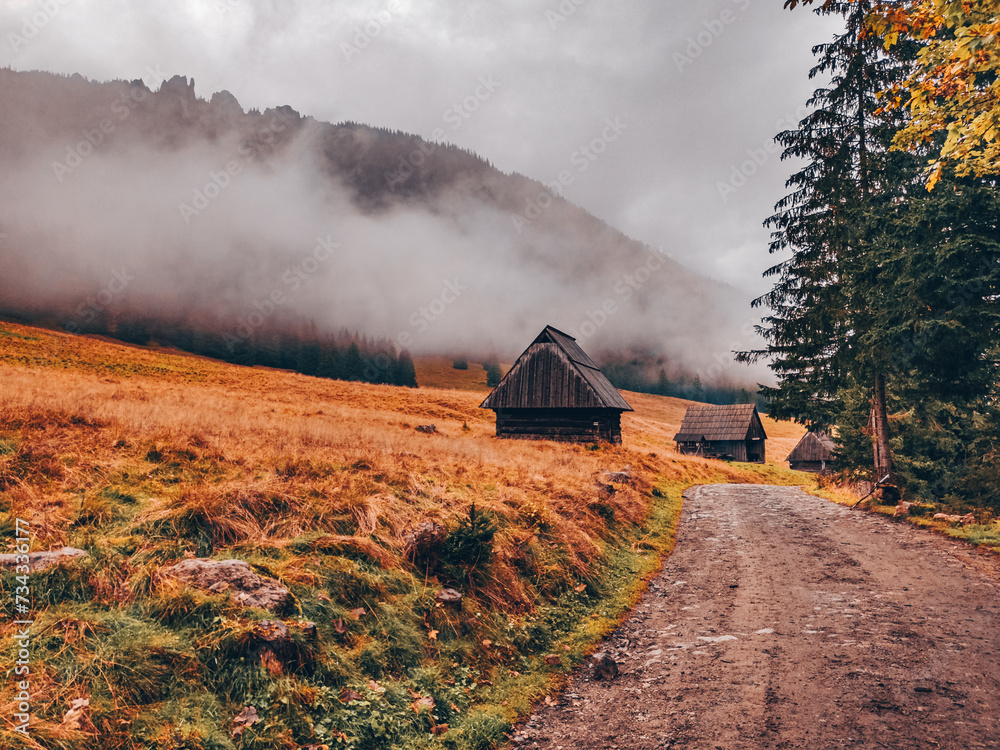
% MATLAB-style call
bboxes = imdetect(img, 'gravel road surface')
[510,484,1000,750]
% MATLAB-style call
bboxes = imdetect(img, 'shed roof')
[673,404,765,442]
[786,431,838,463]
[479,326,632,411]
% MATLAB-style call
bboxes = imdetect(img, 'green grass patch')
[0,477,688,750]
[947,524,1000,548]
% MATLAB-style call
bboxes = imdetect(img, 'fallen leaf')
[350,607,366,619]
[60,697,90,730]
[544,696,555,706]
[339,688,363,703]
[231,706,259,738]
[260,649,284,676]
[368,680,386,694]
[481,639,492,648]
[428,629,439,640]
[432,724,449,735]
[544,654,561,665]
[411,696,435,712]
[333,618,348,634]
[318,592,331,602]
[574,584,586,592]
[562,644,571,651]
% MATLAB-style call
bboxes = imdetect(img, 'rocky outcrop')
[162,558,293,612]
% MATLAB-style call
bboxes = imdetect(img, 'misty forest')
[0,68,757,403]
[2,1,1000,749]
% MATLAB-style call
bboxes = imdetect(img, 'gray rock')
[162,558,292,612]
[436,587,463,604]
[0,546,88,572]
[601,466,634,484]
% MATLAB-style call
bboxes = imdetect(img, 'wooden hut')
[673,404,766,463]
[786,431,837,474]
[479,325,633,443]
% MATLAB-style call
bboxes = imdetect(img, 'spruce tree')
[739,0,913,492]
[395,349,418,388]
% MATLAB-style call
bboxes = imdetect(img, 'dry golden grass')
[0,324,802,612]
[0,320,809,602]
[0,321,820,749]
[0,323,645,608]
[414,357,496,392]
[0,324,807,526]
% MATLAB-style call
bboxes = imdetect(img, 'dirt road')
[510,485,1000,750]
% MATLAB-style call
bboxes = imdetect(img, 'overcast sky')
[1,0,841,301]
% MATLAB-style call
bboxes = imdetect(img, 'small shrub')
[442,504,497,573]
[452,358,468,370]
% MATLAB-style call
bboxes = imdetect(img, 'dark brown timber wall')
[495,408,622,444]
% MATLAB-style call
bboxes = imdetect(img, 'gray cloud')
[0,0,843,378]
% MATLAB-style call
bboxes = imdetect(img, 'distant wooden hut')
[479,325,633,443]
[786,431,837,474]
[673,404,766,463]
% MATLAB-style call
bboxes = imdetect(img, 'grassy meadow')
[0,320,841,750]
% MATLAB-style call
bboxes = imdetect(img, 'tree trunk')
[870,374,898,502]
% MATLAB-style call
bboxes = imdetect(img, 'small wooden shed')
[786,431,837,474]
[673,404,766,463]
[479,325,633,443]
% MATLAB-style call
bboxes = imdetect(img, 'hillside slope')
[0,322,806,749]
[0,68,756,380]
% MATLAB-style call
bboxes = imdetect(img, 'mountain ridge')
[0,67,759,386]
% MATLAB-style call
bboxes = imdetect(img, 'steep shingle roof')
[786,431,838,462]
[479,326,632,411]
[673,404,765,442]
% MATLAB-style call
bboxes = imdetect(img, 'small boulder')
[602,468,633,484]
[403,522,446,560]
[435,588,462,605]
[162,558,292,612]
[893,501,912,518]
[591,652,619,680]
[416,424,437,434]
[0,547,88,572]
